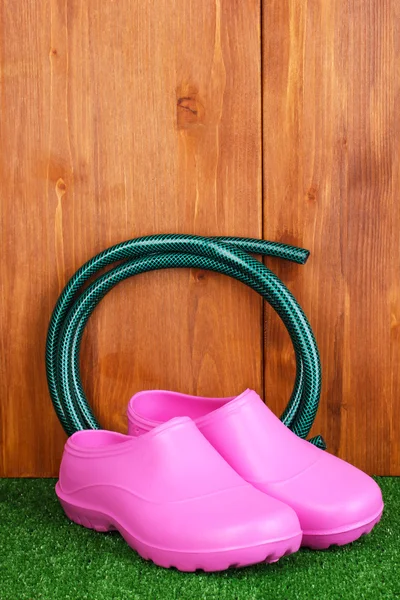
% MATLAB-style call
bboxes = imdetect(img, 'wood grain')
[0,0,261,476]
[2,0,398,477]
[263,0,400,475]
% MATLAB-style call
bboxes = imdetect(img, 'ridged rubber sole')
[302,507,383,550]
[57,492,302,572]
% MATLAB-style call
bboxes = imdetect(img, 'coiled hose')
[45,234,325,449]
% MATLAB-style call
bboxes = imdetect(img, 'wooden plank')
[262,0,399,475]
[0,0,262,476]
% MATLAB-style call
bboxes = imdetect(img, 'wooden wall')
[0,0,398,476]
[263,0,400,476]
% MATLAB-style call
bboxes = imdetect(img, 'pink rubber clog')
[56,416,302,571]
[128,389,384,549]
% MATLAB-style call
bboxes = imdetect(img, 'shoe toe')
[148,484,301,553]
[266,451,383,534]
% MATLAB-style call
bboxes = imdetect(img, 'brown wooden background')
[0,0,398,477]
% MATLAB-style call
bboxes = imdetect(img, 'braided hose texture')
[45,234,325,449]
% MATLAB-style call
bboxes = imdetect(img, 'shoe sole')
[302,506,383,549]
[56,487,302,572]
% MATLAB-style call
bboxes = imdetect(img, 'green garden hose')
[45,234,325,449]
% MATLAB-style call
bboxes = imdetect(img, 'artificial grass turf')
[0,478,398,600]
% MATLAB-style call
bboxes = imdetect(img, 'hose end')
[308,434,327,450]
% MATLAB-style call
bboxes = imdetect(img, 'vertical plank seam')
[260,0,266,402]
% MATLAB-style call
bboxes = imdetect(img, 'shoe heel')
[59,498,113,533]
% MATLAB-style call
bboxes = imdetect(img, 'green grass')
[0,478,398,600]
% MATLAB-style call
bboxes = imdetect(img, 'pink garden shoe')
[128,389,384,549]
[56,416,301,571]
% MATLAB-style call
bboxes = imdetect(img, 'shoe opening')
[132,390,233,422]
[69,430,129,449]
